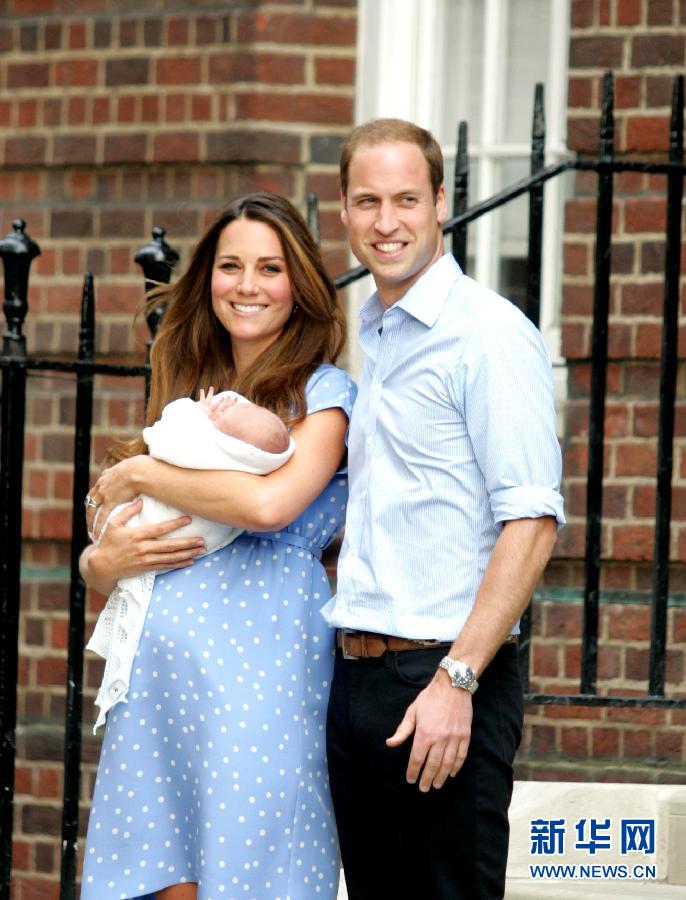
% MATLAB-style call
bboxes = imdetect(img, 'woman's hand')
[85,455,150,540]
[80,499,207,596]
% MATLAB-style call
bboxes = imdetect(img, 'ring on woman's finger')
[84,494,99,510]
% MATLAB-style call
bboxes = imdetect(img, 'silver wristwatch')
[438,656,479,694]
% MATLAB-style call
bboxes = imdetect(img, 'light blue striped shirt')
[323,253,565,641]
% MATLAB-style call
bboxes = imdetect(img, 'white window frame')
[350,0,570,374]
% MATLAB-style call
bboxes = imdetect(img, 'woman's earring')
[289,303,298,320]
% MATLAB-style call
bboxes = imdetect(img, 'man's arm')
[386,515,557,792]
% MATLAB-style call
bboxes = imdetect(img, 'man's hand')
[386,672,473,792]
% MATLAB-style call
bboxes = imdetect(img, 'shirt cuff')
[490,485,565,528]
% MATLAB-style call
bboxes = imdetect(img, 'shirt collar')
[359,253,463,329]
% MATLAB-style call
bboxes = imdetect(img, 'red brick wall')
[515,0,686,790]
[2,2,357,895]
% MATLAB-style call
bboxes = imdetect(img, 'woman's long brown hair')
[106,192,347,464]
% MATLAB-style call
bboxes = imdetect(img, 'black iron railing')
[0,71,684,898]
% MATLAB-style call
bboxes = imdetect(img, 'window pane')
[441,0,484,145]
[504,0,553,143]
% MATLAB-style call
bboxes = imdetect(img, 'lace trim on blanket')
[86,571,156,731]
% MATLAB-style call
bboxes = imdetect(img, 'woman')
[80,193,355,900]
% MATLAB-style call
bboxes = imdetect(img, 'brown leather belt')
[336,629,517,660]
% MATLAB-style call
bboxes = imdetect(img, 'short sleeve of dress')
[305,363,357,420]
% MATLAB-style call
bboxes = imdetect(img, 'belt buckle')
[340,629,361,660]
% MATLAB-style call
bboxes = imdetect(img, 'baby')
[87,390,294,729]
[199,387,290,454]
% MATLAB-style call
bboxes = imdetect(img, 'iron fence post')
[649,75,684,696]
[581,72,615,695]
[60,274,96,898]
[134,227,179,404]
[0,220,40,900]
[452,121,469,269]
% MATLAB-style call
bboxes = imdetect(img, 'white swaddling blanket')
[87,393,294,730]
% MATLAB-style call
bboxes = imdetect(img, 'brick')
[18,99,38,127]
[209,51,305,84]
[532,643,559,677]
[624,198,666,233]
[21,804,61,836]
[310,133,345,164]
[105,57,149,87]
[196,15,221,45]
[567,117,600,153]
[100,209,145,238]
[37,768,60,800]
[640,240,665,273]
[608,321,631,358]
[190,93,211,120]
[5,137,46,166]
[567,75,594,108]
[163,92,187,123]
[7,62,50,89]
[152,132,199,163]
[611,242,634,275]
[94,20,111,48]
[614,75,640,109]
[623,729,652,758]
[597,646,621,678]
[655,731,683,760]
[569,36,623,68]
[632,34,685,67]
[646,75,675,107]
[571,0,594,26]
[52,136,96,166]
[633,484,656,518]
[621,282,662,315]
[564,197,596,232]
[648,0,676,25]
[156,56,201,84]
[560,726,589,757]
[236,91,352,125]
[613,523,654,560]
[35,840,56,873]
[144,17,163,47]
[615,443,657,476]
[49,209,93,239]
[68,21,86,50]
[67,96,87,125]
[117,94,137,124]
[563,242,588,276]
[20,23,38,51]
[54,59,98,87]
[624,363,661,396]
[545,604,583,639]
[120,18,138,48]
[104,134,147,164]
[592,727,620,758]
[206,129,301,164]
[626,116,669,152]
[236,12,356,47]
[634,402,658,436]
[167,15,191,45]
[617,0,641,25]
[141,94,160,123]
[315,56,355,85]
[635,322,662,357]
[599,0,610,25]
[607,605,650,641]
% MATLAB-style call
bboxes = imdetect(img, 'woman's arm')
[79,500,208,595]
[87,407,348,538]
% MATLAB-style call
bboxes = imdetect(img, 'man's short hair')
[340,118,444,200]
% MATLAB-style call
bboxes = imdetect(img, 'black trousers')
[326,642,523,900]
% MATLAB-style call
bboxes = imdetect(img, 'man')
[323,119,564,899]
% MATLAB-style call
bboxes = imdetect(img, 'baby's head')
[213,402,290,454]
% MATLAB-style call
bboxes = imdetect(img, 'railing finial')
[0,219,41,356]
[134,226,180,339]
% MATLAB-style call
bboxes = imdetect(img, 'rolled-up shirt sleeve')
[457,304,565,528]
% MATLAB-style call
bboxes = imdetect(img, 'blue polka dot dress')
[82,365,356,900]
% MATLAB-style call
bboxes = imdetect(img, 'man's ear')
[340,193,349,228]
[436,184,448,225]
